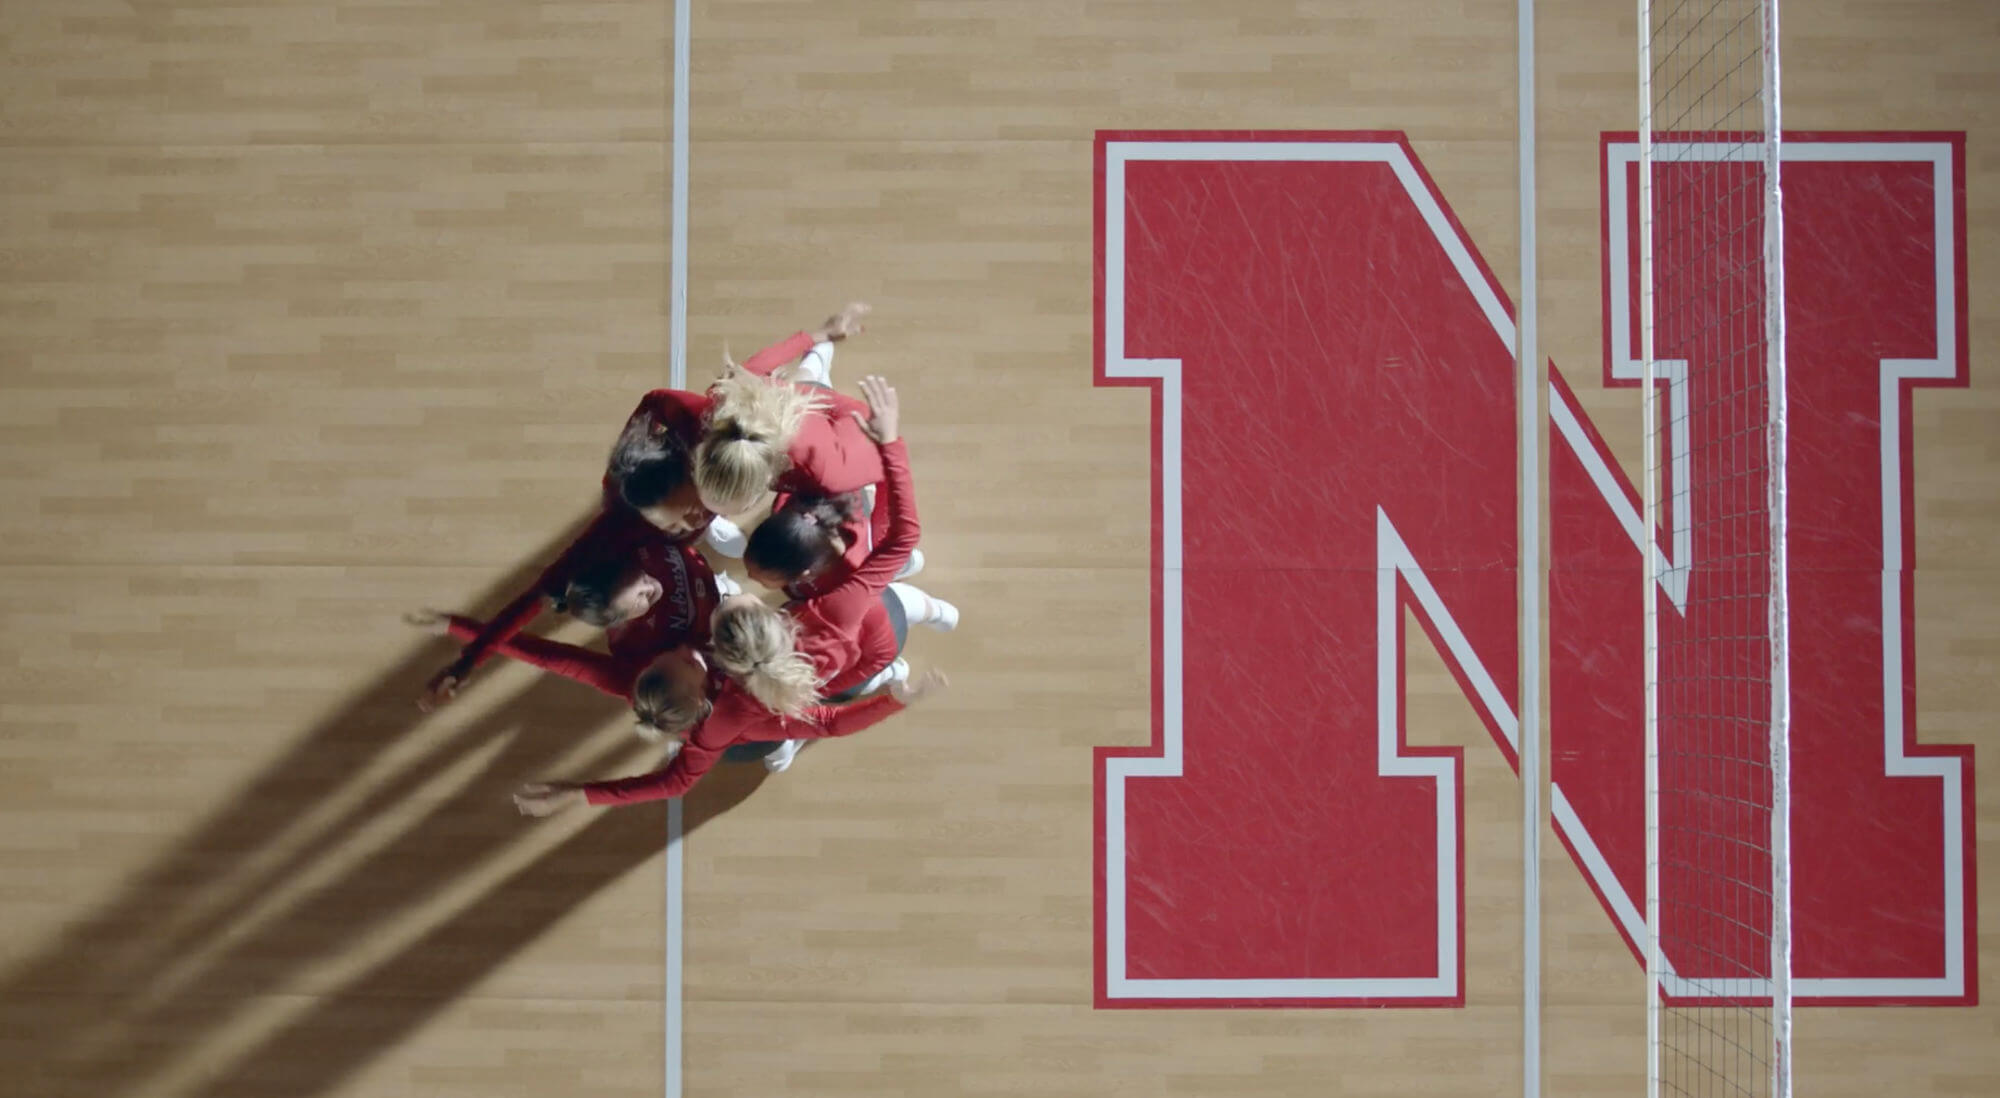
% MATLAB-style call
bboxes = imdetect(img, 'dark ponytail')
[744,493,859,583]
[607,416,692,511]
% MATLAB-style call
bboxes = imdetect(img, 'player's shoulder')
[636,387,708,423]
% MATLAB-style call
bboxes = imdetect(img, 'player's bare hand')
[850,375,900,445]
[419,666,463,712]
[513,782,586,818]
[891,668,948,704]
[817,302,870,342]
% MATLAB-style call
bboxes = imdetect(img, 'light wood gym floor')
[2,1,1995,1095]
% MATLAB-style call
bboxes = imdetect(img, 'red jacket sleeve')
[578,686,742,805]
[581,735,725,806]
[443,614,632,699]
[728,690,906,743]
[625,389,709,444]
[734,331,817,378]
[579,690,906,806]
[448,507,628,679]
[830,439,916,595]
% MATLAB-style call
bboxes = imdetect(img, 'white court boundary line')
[664,0,690,1093]
[1577,137,1965,1000]
[1516,0,1544,1090]
[1101,140,1518,1001]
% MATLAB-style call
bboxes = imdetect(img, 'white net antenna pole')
[1637,1,1662,1094]
[1760,0,1792,1093]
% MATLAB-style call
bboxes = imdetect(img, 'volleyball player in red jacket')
[615,302,879,533]
[705,375,960,770]
[511,664,948,815]
[685,304,886,518]
[409,533,723,735]
[754,377,958,681]
[746,377,957,655]
[417,586,950,813]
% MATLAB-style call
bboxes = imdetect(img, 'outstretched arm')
[729,690,907,744]
[578,731,727,806]
[437,614,630,699]
[517,671,944,814]
[735,303,870,378]
[571,693,903,809]
[839,397,916,595]
[421,507,628,708]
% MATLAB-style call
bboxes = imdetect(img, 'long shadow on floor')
[2,513,765,1098]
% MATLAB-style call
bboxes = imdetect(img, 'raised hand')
[816,302,871,342]
[850,374,900,445]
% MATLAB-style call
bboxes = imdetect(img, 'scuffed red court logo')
[1093,131,1974,1009]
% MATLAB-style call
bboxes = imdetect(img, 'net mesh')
[1640,0,1790,1095]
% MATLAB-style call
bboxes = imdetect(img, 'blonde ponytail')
[697,364,825,514]
[708,600,822,719]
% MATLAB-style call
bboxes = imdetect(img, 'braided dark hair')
[744,492,861,582]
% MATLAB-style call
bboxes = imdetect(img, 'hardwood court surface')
[1,1,1994,1096]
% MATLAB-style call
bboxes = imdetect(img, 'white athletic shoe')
[895,549,925,580]
[795,341,835,386]
[925,598,959,632]
[713,571,743,598]
[763,739,802,773]
[852,657,907,697]
[706,516,747,558]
